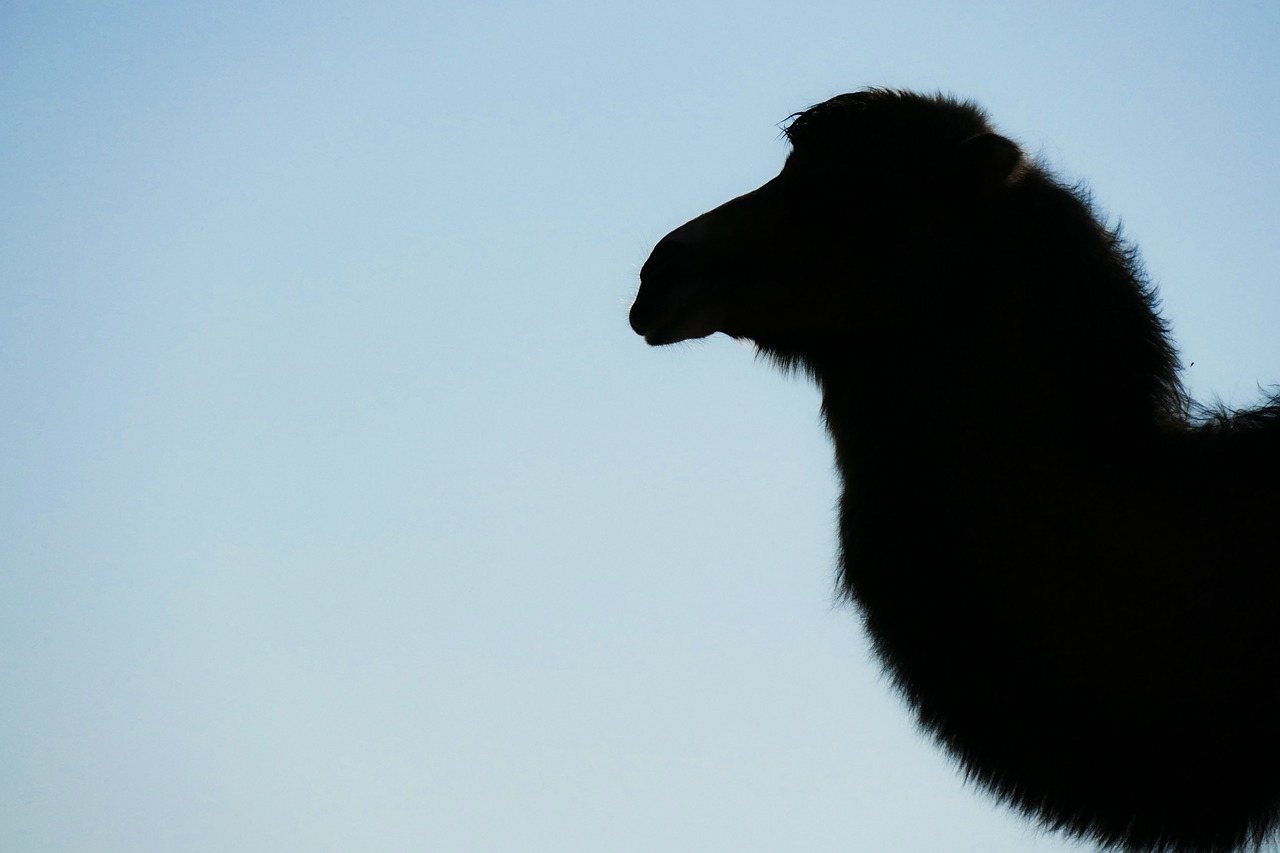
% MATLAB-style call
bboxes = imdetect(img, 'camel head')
[629,90,1025,356]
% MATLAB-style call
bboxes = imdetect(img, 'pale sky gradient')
[3,2,1279,851]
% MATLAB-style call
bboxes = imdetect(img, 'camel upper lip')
[628,284,678,341]
[629,281,691,343]
[628,302,656,338]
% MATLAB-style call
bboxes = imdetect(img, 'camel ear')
[955,132,1022,192]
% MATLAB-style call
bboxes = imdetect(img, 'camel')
[629,89,1280,853]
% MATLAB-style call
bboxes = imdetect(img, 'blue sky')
[3,2,1279,851]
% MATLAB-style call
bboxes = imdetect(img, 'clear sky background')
[3,2,1279,851]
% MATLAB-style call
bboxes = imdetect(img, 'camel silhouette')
[630,89,1280,853]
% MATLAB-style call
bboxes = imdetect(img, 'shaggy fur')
[629,89,1280,853]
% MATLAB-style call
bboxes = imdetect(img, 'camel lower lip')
[635,323,675,345]
[630,321,666,344]
[640,321,716,346]
[630,313,687,345]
